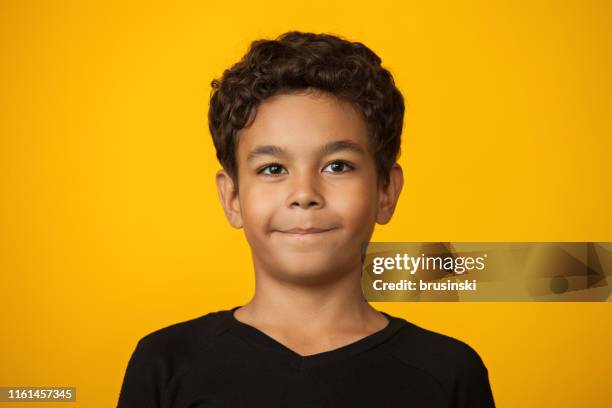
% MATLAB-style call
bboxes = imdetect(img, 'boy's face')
[216,90,402,285]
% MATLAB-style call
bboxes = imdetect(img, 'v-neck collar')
[220,305,407,369]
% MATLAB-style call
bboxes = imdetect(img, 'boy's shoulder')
[386,317,490,395]
[130,308,232,363]
[392,318,486,362]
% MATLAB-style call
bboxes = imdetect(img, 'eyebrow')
[246,140,366,162]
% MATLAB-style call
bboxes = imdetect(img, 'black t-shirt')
[117,306,495,407]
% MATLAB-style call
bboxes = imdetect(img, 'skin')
[215,88,403,356]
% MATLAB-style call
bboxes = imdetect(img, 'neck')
[236,258,385,333]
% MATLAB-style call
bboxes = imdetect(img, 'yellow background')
[1,1,610,406]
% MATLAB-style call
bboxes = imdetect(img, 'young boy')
[117,31,495,407]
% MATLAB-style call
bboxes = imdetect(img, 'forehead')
[236,91,370,156]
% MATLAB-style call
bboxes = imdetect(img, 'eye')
[258,164,287,176]
[322,160,354,173]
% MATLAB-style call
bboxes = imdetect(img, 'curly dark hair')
[208,31,404,189]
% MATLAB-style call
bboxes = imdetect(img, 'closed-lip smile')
[280,227,335,235]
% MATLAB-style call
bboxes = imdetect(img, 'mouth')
[277,227,337,236]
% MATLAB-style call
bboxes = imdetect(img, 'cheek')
[328,178,378,230]
[238,182,282,230]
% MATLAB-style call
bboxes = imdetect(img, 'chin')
[270,256,354,286]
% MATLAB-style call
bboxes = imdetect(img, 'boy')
[117,31,495,407]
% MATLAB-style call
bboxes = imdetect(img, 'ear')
[215,170,243,228]
[376,163,404,225]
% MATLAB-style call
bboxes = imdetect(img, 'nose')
[286,171,325,210]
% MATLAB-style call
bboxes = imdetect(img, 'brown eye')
[259,164,287,175]
[322,161,353,173]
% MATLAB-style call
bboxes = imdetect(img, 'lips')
[279,227,335,235]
